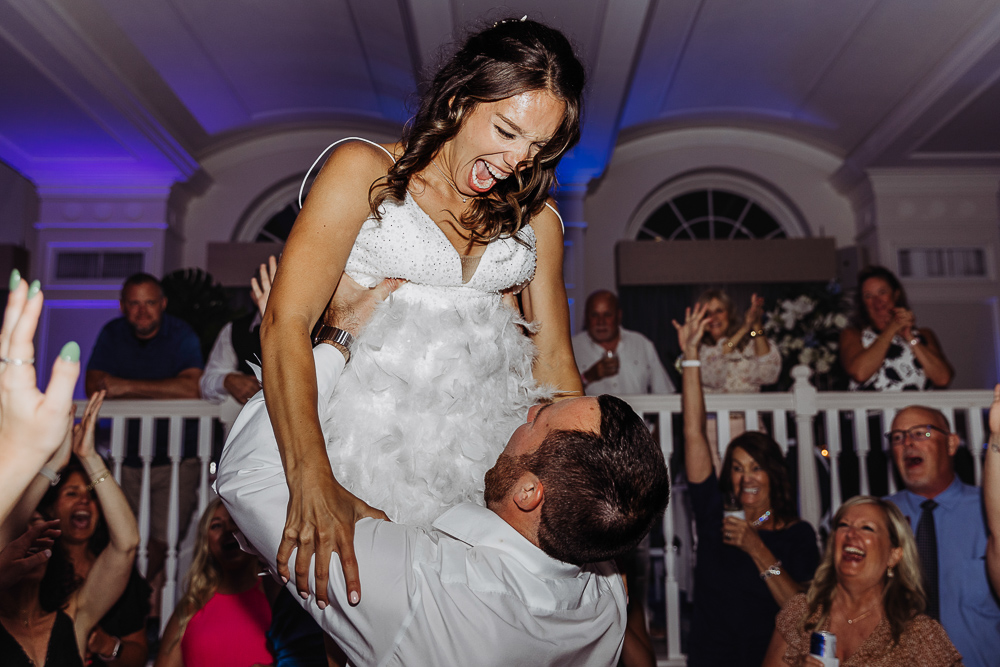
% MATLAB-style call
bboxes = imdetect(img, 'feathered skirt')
[320,282,548,528]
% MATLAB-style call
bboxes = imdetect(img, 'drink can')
[810,631,837,658]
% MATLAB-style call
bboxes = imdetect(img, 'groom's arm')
[216,343,412,665]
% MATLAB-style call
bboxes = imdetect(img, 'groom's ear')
[512,473,543,513]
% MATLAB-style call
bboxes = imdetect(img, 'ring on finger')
[0,356,34,365]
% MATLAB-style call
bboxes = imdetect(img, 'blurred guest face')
[585,293,621,344]
[54,471,99,546]
[889,408,957,499]
[729,446,771,511]
[121,282,166,340]
[861,277,897,331]
[207,504,252,570]
[704,298,729,342]
[833,502,901,586]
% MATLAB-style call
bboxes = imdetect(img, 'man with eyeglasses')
[885,405,1000,667]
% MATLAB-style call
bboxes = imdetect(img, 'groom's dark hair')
[524,394,669,565]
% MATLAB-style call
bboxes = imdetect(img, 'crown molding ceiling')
[2,0,1000,191]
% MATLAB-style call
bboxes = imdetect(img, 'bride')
[256,18,586,609]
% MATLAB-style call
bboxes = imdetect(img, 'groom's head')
[485,395,669,565]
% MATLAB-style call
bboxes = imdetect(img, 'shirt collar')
[900,474,964,510]
[433,504,582,579]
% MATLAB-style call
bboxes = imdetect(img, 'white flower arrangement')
[762,283,851,390]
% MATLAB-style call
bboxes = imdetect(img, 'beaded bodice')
[344,192,536,295]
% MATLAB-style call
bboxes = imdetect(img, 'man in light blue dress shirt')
[886,405,1000,667]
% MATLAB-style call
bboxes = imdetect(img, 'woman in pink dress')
[155,498,272,667]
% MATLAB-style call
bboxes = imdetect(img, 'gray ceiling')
[3,0,1000,193]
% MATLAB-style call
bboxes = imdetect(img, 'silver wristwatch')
[313,325,355,362]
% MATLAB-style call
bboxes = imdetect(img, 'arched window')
[638,189,786,241]
[627,171,806,241]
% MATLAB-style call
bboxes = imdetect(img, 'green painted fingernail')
[59,341,80,363]
[27,280,40,299]
[9,269,20,291]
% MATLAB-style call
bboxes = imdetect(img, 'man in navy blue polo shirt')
[86,273,204,614]
[87,273,202,399]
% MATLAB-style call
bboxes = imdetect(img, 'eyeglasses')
[884,424,948,447]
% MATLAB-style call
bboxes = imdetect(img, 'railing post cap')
[791,364,813,380]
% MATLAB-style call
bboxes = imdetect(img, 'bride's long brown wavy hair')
[370,18,585,244]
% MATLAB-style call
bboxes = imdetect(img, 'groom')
[217,277,670,666]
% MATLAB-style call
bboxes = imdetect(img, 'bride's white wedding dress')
[321,183,551,527]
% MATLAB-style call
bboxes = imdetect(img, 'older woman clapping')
[763,496,962,666]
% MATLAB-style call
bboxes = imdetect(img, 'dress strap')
[298,137,396,209]
[543,202,565,235]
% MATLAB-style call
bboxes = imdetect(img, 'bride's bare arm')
[521,201,583,398]
[262,141,393,608]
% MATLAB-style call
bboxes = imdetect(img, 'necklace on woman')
[430,159,468,203]
[845,603,879,625]
[751,510,771,527]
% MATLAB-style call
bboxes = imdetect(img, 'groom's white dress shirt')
[216,345,628,667]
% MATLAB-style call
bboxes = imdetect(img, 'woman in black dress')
[675,303,820,667]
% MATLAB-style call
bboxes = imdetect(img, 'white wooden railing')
[620,366,993,666]
[72,397,242,633]
[76,368,993,657]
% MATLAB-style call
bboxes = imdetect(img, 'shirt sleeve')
[200,323,237,404]
[782,522,820,584]
[775,594,809,665]
[215,345,409,667]
[643,338,675,393]
[745,337,781,386]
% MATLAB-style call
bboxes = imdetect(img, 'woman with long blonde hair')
[156,498,272,667]
[764,496,962,666]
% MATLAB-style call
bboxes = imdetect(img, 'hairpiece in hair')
[494,15,528,27]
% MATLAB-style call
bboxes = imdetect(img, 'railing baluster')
[853,409,871,496]
[110,416,125,483]
[825,409,842,512]
[745,409,760,433]
[969,406,985,486]
[137,416,154,577]
[773,410,788,454]
[161,415,183,632]
[659,410,682,661]
[883,408,897,495]
[716,410,731,460]
[791,366,821,531]
[198,416,214,519]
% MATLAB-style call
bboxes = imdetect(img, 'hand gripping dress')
[321,185,551,528]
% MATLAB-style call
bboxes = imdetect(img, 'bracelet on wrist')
[759,560,783,580]
[680,359,701,368]
[87,470,111,491]
[38,465,61,486]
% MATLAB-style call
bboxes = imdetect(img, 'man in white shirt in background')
[573,289,674,397]
[200,257,276,404]
[216,277,671,667]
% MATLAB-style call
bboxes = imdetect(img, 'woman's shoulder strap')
[543,201,564,235]
[298,137,396,208]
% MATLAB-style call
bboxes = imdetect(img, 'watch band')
[313,326,355,362]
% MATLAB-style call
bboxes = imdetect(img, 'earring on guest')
[887,566,894,578]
